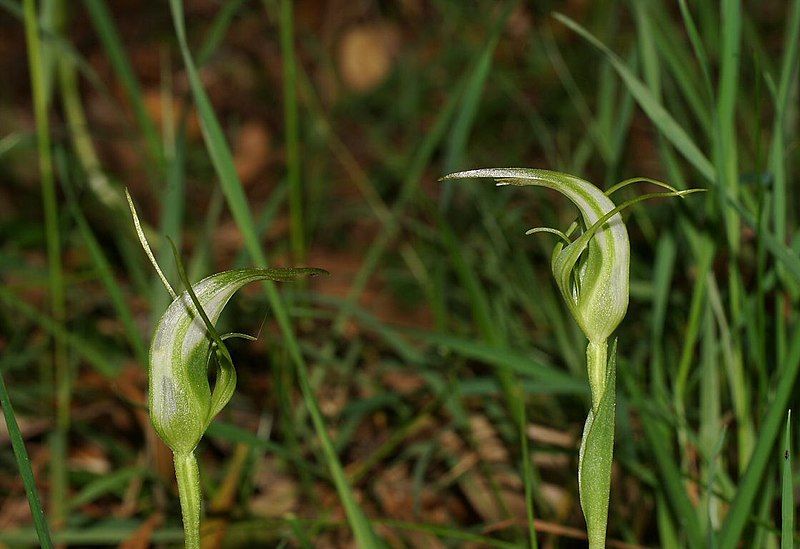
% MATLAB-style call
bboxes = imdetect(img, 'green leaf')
[578,340,617,547]
[148,267,326,455]
[0,361,54,548]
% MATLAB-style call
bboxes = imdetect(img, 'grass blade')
[82,0,164,170]
[277,0,304,262]
[150,56,186,320]
[23,0,69,529]
[58,43,122,212]
[58,153,148,366]
[553,11,800,284]
[196,0,247,65]
[782,410,794,549]
[553,12,714,182]
[770,0,800,368]
[409,329,584,394]
[0,288,120,377]
[332,3,512,331]
[770,0,800,249]
[719,322,800,548]
[713,0,742,252]
[624,376,704,548]
[0,362,54,548]
[676,0,713,98]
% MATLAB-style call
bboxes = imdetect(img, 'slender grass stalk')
[719,321,800,548]
[57,153,148,365]
[152,52,186,323]
[624,366,705,548]
[82,0,164,172]
[714,0,741,255]
[0,362,54,548]
[782,410,794,549]
[197,0,247,65]
[23,0,68,529]
[0,288,119,378]
[273,0,307,482]
[713,0,755,473]
[0,0,105,93]
[770,0,800,370]
[58,44,120,211]
[278,0,304,262]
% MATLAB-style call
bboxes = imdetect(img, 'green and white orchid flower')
[126,190,325,548]
[442,168,701,548]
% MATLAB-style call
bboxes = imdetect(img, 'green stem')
[174,452,201,549]
[279,0,303,263]
[23,0,68,529]
[587,340,607,411]
[581,339,614,549]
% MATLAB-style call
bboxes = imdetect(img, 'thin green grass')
[82,0,164,172]
[23,0,68,529]
[58,37,120,212]
[0,287,120,378]
[714,0,742,255]
[554,12,800,283]
[276,0,304,262]
[623,374,705,548]
[718,324,800,547]
[331,4,514,332]
[57,150,148,365]
[151,56,186,324]
[783,410,794,549]
[0,359,54,548]
[272,0,308,486]
[770,0,800,366]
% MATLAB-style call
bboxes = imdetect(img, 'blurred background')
[1,0,799,547]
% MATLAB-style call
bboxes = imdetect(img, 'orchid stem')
[583,338,614,548]
[174,451,201,549]
[587,340,608,411]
